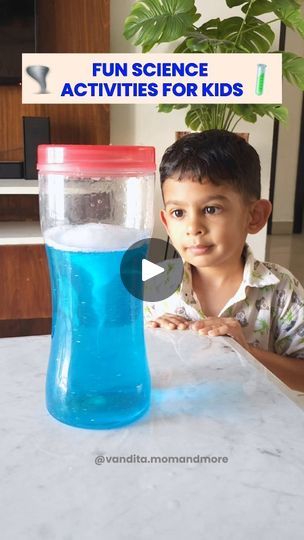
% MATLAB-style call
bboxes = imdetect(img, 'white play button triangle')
[120,238,184,301]
[142,258,165,282]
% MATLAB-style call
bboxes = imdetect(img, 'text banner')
[22,53,282,104]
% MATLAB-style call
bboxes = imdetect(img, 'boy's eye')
[170,206,221,218]
[171,209,184,218]
[204,206,221,215]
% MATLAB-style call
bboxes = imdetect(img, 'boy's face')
[160,177,269,268]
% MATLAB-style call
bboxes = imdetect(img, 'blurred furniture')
[0,0,109,337]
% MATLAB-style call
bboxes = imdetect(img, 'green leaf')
[273,0,304,39]
[229,104,258,123]
[189,16,275,53]
[185,31,236,53]
[267,105,288,123]
[198,17,222,39]
[230,103,288,123]
[241,0,275,16]
[182,102,288,133]
[185,106,209,131]
[173,38,192,53]
[158,104,175,113]
[158,104,188,113]
[282,51,304,90]
[228,0,304,31]
[221,16,275,52]
[185,105,224,131]
[189,18,245,52]
[123,0,201,51]
[225,0,248,6]
[253,104,288,123]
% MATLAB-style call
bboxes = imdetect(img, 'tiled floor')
[266,233,304,409]
[266,233,304,287]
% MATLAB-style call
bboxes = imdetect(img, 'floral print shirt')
[144,245,304,358]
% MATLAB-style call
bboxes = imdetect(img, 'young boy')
[144,130,304,391]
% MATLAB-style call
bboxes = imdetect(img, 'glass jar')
[38,144,155,429]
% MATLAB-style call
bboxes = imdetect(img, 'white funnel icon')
[26,65,50,94]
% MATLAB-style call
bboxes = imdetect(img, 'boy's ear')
[247,199,272,234]
[160,209,169,233]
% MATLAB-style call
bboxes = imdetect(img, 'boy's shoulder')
[249,257,304,316]
[243,247,304,317]
[260,259,302,291]
[245,245,303,292]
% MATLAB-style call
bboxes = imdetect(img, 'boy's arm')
[248,346,304,392]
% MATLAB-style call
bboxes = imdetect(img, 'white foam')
[44,223,148,252]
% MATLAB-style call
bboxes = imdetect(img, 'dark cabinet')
[0,244,52,337]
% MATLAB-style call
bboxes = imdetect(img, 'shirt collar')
[242,244,280,288]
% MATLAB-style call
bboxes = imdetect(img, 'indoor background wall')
[272,27,304,235]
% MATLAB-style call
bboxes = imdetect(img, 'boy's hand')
[146,313,191,330]
[191,317,249,351]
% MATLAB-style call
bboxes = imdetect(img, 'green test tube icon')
[255,64,266,96]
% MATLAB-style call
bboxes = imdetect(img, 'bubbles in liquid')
[44,222,148,252]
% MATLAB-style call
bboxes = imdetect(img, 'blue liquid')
[45,243,150,429]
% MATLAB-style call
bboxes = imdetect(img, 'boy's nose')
[186,217,207,236]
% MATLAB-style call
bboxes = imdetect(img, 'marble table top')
[1,330,304,540]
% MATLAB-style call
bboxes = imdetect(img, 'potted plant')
[123,0,304,131]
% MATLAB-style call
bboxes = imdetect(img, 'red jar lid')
[37,145,156,174]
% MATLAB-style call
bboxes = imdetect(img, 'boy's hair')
[159,129,261,200]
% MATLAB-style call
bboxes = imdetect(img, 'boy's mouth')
[187,244,213,255]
